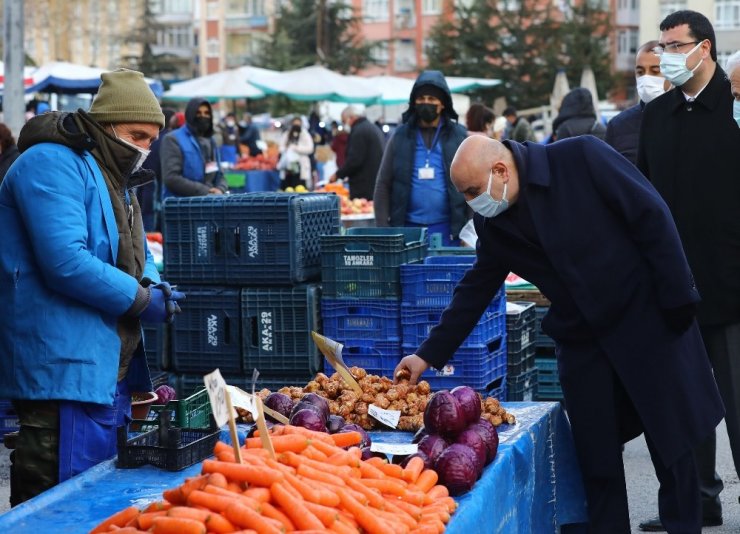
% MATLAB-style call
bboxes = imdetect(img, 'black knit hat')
[415,84,447,102]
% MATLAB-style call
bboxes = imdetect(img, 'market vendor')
[0,69,185,506]
[395,135,725,533]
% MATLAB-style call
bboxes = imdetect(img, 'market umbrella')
[446,76,501,93]
[162,66,274,101]
[550,69,570,112]
[347,74,413,105]
[579,65,600,121]
[27,61,164,97]
[250,65,381,104]
[0,61,36,92]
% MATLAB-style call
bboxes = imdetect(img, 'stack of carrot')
[89,424,457,534]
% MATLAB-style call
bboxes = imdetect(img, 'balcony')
[615,7,639,26]
[224,15,268,29]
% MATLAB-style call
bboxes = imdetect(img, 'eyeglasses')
[652,41,700,56]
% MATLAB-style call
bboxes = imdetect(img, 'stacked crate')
[505,302,537,401]
[162,193,340,396]
[400,256,507,396]
[320,228,427,377]
[533,305,563,401]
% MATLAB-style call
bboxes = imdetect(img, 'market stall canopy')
[346,74,501,106]
[550,69,570,112]
[0,61,36,91]
[162,66,275,101]
[579,66,600,121]
[446,76,502,93]
[27,61,164,98]
[250,65,382,104]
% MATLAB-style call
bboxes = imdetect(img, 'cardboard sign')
[370,442,418,456]
[368,404,401,428]
[311,331,363,394]
[203,369,230,427]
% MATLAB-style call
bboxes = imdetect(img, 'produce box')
[323,340,402,377]
[241,284,322,380]
[401,256,479,307]
[507,342,536,376]
[142,323,167,372]
[164,192,340,285]
[426,232,475,256]
[321,297,402,343]
[535,306,556,349]
[535,356,563,401]
[401,302,505,349]
[170,286,242,374]
[321,227,427,299]
[506,367,538,402]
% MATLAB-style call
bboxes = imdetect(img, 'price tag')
[204,369,230,427]
[370,442,418,456]
[368,404,401,428]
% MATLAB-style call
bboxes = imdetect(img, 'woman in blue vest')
[160,98,228,198]
[373,71,468,245]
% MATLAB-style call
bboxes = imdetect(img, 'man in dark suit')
[637,10,740,531]
[396,134,724,533]
[605,40,667,166]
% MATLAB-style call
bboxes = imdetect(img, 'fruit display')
[340,196,373,215]
[233,153,278,171]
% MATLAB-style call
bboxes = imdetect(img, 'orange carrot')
[226,481,245,493]
[136,510,168,529]
[201,459,283,486]
[205,513,239,533]
[330,431,363,448]
[365,457,388,469]
[90,506,141,533]
[336,487,393,534]
[302,445,329,461]
[244,433,310,453]
[418,516,446,533]
[306,436,345,457]
[180,474,210,498]
[150,516,206,534]
[187,489,242,514]
[162,487,186,505]
[326,450,361,468]
[260,501,295,531]
[361,477,407,497]
[284,471,321,503]
[383,497,421,525]
[345,477,386,509]
[392,499,423,519]
[376,508,416,530]
[358,460,386,479]
[143,501,172,513]
[270,481,325,530]
[166,506,209,522]
[223,501,281,534]
[203,486,262,511]
[412,469,438,493]
[402,456,425,483]
[243,487,271,503]
[297,462,347,486]
[303,500,339,527]
[424,484,449,503]
[281,424,334,443]
[207,472,229,489]
[378,462,404,479]
[107,528,149,534]
[403,489,427,507]
[281,451,353,478]
[409,525,438,534]
[330,518,360,534]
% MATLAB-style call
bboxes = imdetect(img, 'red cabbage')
[416,434,448,465]
[469,418,499,464]
[300,393,330,420]
[289,408,327,432]
[291,400,327,423]
[264,392,294,421]
[451,386,482,426]
[424,391,466,438]
[434,444,480,496]
[455,428,487,474]
[412,427,428,444]
[401,451,432,470]
[338,423,371,448]
[327,415,346,434]
[154,384,176,405]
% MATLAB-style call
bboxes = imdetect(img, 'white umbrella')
[162,66,274,101]
[27,61,163,97]
[347,74,413,105]
[446,76,501,93]
[579,66,600,121]
[550,69,570,112]
[250,65,381,104]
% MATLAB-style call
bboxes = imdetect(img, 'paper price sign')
[370,442,418,456]
[368,404,401,428]
[204,369,230,427]
[227,385,257,419]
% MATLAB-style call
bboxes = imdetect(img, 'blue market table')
[224,169,280,193]
[0,402,587,533]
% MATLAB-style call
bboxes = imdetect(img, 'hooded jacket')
[374,71,469,239]
[160,98,227,198]
[552,88,606,141]
[0,111,159,404]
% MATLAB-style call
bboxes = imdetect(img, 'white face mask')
[636,75,666,104]
[112,126,150,174]
[467,169,509,218]
[734,100,740,127]
[659,41,704,87]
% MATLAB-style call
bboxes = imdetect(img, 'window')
[165,0,193,13]
[207,38,219,57]
[363,0,389,21]
[207,0,219,19]
[716,0,740,29]
[659,0,687,20]
[617,29,638,55]
[497,0,520,9]
[718,50,734,67]
[422,0,441,14]
[371,41,389,65]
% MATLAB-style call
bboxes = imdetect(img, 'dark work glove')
[663,303,696,333]
[139,279,186,323]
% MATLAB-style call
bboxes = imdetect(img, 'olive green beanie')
[88,69,165,129]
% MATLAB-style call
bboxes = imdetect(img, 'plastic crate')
[401,304,506,349]
[535,306,556,349]
[506,318,535,353]
[170,287,242,374]
[164,193,340,285]
[507,342,536,376]
[535,356,563,400]
[324,341,401,377]
[170,374,310,399]
[401,256,477,307]
[486,376,506,401]
[405,337,507,392]
[0,401,19,437]
[427,233,476,256]
[506,301,536,328]
[506,368,538,402]
[321,227,428,299]
[143,324,167,371]
[241,284,322,379]
[322,298,401,343]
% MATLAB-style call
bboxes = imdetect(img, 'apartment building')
[149,0,197,81]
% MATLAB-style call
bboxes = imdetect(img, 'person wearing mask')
[727,51,740,125]
[503,107,536,142]
[373,70,468,245]
[160,98,227,198]
[218,112,240,164]
[637,10,740,531]
[466,103,496,137]
[551,88,606,142]
[278,116,314,190]
[0,123,20,183]
[328,106,385,200]
[605,41,668,166]
[395,134,723,533]
[0,69,185,505]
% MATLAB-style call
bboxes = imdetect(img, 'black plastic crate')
[321,227,427,299]
[170,287,242,374]
[506,368,538,402]
[507,342,536,376]
[143,324,167,371]
[0,401,19,438]
[505,301,536,329]
[535,306,556,349]
[322,298,402,343]
[506,317,535,353]
[241,284,321,379]
[171,373,309,398]
[164,193,340,285]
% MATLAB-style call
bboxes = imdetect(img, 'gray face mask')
[112,126,150,174]
[466,169,509,218]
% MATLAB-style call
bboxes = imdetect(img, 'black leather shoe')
[638,515,722,532]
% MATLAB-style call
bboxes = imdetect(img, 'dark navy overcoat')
[418,136,724,468]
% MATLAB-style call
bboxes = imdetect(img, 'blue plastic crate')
[142,324,167,372]
[506,368,538,402]
[426,233,476,256]
[164,192,340,285]
[322,298,401,343]
[321,227,428,299]
[324,341,401,376]
[171,374,309,399]
[241,285,322,379]
[535,306,556,349]
[486,376,507,400]
[535,356,563,400]
[170,287,242,374]
[401,304,506,348]
[401,256,478,307]
[0,401,19,437]
[507,342,536,376]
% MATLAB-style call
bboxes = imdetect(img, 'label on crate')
[343,254,374,267]
[521,330,530,346]
[260,311,274,352]
[370,442,418,456]
[247,225,260,259]
[207,314,219,348]
[196,225,209,260]
[435,364,455,377]
[523,390,533,402]
[368,404,401,428]
[204,369,231,427]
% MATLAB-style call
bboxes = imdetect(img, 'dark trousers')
[695,322,740,517]
[557,340,701,533]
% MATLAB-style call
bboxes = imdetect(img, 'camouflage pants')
[10,400,59,507]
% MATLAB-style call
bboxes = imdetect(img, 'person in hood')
[605,41,669,166]
[373,70,468,245]
[0,123,20,183]
[160,97,228,198]
[0,69,185,505]
[551,87,606,142]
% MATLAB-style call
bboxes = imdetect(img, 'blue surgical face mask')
[734,100,740,127]
[659,41,704,87]
[467,169,509,218]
